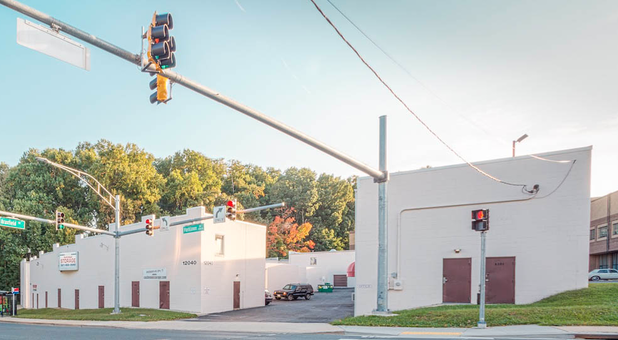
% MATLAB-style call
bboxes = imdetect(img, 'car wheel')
[265,301,270,305]
[292,296,298,300]
[275,297,280,300]
[591,276,601,281]
[305,294,311,300]
[287,295,294,301]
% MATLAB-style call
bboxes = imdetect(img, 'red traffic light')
[226,200,235,207]
[145,219,152,225]
[476,210,484,220]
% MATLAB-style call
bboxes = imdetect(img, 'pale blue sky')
[0,0,616,196]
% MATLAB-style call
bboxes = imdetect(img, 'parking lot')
[188,288,354,323]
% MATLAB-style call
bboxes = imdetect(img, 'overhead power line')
[309,0,529,189]
[325,0,505,145]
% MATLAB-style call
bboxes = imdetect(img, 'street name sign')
[16,18,91,71]
[183,223,204,234]
[213,206,226,224]
[0,217,25,230]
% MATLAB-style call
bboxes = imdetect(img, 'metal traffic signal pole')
[0,0,391,314]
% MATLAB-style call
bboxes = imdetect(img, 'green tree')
[269,167,318,224]
[156,149,225,215]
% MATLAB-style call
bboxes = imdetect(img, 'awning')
[347,261,355,277]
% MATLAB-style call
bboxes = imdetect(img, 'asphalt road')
[0,323,574,340]
[189,288,354,323]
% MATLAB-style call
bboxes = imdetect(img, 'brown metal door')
[159,281,170,309]
[98,286,104,309]
[486,257,516,304]
[443,258,471,303]
[31,293,34,308]
[333,274,348,287]
[132,281,140,307]
[75,289,79,310]
[45,291,48,308]
[36,293,39,309]
[233,281,240,309]
[58,289,61,308]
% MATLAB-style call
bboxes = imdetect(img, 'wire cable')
[310,0,526,188]
[325,0,504,144]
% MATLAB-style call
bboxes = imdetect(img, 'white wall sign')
[143,268,167,280]
[58,252,79,271]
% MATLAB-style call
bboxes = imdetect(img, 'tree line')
[0,140,355,291]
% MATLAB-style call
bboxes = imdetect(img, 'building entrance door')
[75,289,79,310]
[98,286,104,309]
[442,258,471,303]
[45,291,48,308]
[486,257,516,304]
[132,281,140,307]
[333,274,348,287]
[233,281,240,309]
[58,289,61,308]
[159,281,170,309]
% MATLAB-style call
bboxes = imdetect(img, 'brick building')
[589,190,618,270]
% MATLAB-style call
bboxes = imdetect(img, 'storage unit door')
[443,258,471,303]
[486,257,516,304]
[159,281,170,309]
[333,275,348,287]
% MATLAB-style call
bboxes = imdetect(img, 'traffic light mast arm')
[1,0,386,182]
[0,210,115,236]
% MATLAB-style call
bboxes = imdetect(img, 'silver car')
[588,269,618,281]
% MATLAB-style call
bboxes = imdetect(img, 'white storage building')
[354,147,592,316]
[20,206,266,314]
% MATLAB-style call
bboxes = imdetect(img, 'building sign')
[58,252,79,271]
[143,268,167,280]
[32,284,37,292]
[183,223,204,234]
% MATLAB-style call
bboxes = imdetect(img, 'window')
[613,253,618,270]
[610,269,618,274]
[599,269,609,273]
[613,222,618,236]
[599,225,608,239]
[590,228,596,241]
[599,256,609,269]
[215,235,224,256]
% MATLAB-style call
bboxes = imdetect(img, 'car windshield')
[282,285,296,290]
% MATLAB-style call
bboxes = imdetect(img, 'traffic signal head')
[147,12,176,70]
[55,210,65,231]
[226,200,237,221]
[145,218,154,236]
[471,209,489,231]
[149,75,169,104]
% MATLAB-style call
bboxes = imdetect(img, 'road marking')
[400,331,463,335]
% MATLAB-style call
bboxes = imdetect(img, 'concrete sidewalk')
[1,317,618,338]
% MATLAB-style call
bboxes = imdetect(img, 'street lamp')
[36,157,123,314]
[512,134,528,157]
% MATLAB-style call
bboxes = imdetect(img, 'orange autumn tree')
[267,213,315,258]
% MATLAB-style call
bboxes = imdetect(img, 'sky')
[0,0,616,197]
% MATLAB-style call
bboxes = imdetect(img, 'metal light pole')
[36,157,123,314]
[375,115,389,313]
[512,134,528,157]
[478,230,487,328]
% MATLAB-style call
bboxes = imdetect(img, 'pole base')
[110,309,122,315]
[477,321,487,329]
[372,310,396,317]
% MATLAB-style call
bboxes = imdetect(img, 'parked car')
[265,290,273,305]
[274,283,314,301]
[588,269,618,281]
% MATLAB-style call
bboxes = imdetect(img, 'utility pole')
[478,230,487,328]
[0,0,391,314]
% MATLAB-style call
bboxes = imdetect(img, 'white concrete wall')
[355,147,592,316]
[22,206,266,314]
[289,250,355,289]
[265,262,307,293]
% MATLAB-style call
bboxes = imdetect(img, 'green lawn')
[15,308,196,321]
[333,283,618,327]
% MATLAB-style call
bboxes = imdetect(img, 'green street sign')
[0,217,25,230]
[183,223,204,234]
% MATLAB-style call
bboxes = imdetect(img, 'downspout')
[395,191,539,278]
